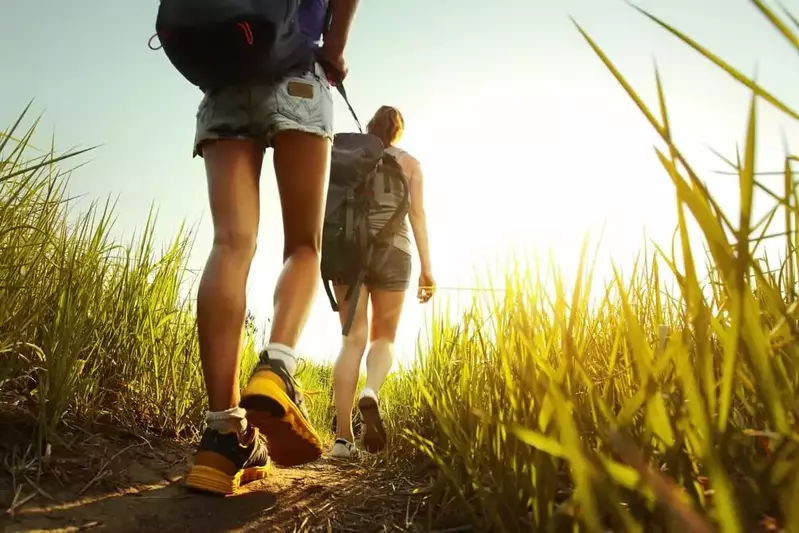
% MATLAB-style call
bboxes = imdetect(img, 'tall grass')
[0,107,335,447]
[0,106,206,442]
[380,1,799,531]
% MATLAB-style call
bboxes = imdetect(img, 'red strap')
[236,22,253,45]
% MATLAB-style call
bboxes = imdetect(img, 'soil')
[0,406,457,533]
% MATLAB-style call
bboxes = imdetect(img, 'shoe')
[184,425,271,496]
[330,438,360,460]
[358,389,387,453]
[240,351,323,466]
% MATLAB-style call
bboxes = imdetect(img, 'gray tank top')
[367,146,413,255]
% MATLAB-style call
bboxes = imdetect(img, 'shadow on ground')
[0,407,451,533]
[3,481,277,533]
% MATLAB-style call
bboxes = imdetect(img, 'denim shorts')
[193,62,334,157]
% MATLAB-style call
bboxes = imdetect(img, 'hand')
[318,41,348,86]
[417,272,436,304]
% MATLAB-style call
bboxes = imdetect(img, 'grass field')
[3,3,799,531]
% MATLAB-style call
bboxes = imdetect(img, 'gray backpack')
[320,132,411,336]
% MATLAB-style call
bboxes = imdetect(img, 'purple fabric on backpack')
[297,0,328,49]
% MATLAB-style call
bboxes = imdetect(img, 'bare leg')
[268,130,331,347]
[240,130,331,466]
[197,139,263,415]
[184,138,271,497]
[358,288,405,453]
[365,289,405,392]
[332,285,368,442]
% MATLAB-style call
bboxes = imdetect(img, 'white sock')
[359,386,378,402]
[265,342,297,374]
[205,406,247,435]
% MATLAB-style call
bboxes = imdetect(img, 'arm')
[324,0,360,54]
[408,163,432,277]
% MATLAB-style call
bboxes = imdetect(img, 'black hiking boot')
[184,424,271,496]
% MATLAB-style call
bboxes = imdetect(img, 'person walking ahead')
[169,0,362,495]
[329,105,435,459]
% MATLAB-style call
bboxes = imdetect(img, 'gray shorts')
[366,245,412,291]
[193,62,334,157]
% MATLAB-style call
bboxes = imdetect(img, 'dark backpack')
[151,0,325,90]
[321,133,411,336]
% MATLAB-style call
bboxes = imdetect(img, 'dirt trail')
[0,414,444,533]
[3,461,423,533]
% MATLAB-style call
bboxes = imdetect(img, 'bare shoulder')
[405,152,423,171]
[387,146,423,178]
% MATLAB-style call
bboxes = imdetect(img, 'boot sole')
[240,373,323,466]
[358,396,387,453]
[184,460,271,496]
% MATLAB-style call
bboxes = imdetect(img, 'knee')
[369,327,399,344]
[213,230,257,260]
[283,242,321,265]
[342,329,368,356]
[369,337,395,351]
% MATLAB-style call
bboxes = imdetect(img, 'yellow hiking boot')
[184,424,271,496]
[240,353,323,466]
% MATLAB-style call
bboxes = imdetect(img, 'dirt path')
[0,414,448,533]
[3,460,429,533]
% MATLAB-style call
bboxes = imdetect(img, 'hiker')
[325,105,435,459]
[153,0,361,495]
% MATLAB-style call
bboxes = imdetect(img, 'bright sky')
[3,0,799,366]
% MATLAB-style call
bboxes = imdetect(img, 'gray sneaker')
[330,438,360,460]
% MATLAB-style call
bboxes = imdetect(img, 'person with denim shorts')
[183,0,361,497]
[329,105,436,460]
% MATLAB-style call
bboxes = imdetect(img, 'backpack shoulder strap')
[335,82,362,133]
[371,157,411,243]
